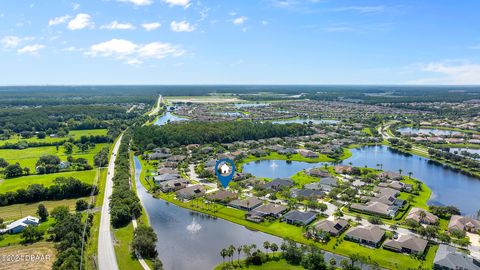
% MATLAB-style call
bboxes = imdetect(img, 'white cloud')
[1,36,22,48]
[63,46,82,52]
[17,44,45,55]
[170,20,195,32]
[101,21,136,30]
[68,13,93,30]
[72,3,80,10]
[163,0,191,8]
[141,22,161,31]
[118,0,153,6]
[412,61,480,84]
[232,16,247,26]
[48,15,71,26]
[87,38,185,65]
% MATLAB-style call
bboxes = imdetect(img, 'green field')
[0,129,108,146]
[0,169,98,193]
[0,197,88,221]
[0,143,109,171]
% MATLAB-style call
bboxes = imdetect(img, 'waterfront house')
[344,226,385,247]
[206,190,238,203]
[263,178,294,191]
[249,203,288,218]
[383,235,428,255]
[433,244,480,270]
[282,210,317,225]
[229,197,263,211]
[159,179,189,192]
[153,173,181,184]
[448,215,480,233]
[313,219,348,236]
[406,207,439,225]
[176,185,205,201]
[290,188,324,200]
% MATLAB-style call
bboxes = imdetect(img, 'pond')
[154,112,188,126]
[397,127,462,136]
[243,160,324,179]
[272,119,339,125]
[242,146,480,215]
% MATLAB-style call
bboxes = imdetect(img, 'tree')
[37,204,49,221]
[220,248,228,265]
[21,225,43,243]
[63,142,74,154]
[263,241,270,256]
[153,258,164,270]
[0,158,8,168]
[51,206,70,221]
[4,163,23,178]
[270,243,278,258]
[237,246,243,265]
[301,245,326,270]
[132,225,158,258]
[75,199,89,211]
[37,132,46,139]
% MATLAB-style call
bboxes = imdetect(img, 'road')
[98,134,123,270]
[148,94,163,117]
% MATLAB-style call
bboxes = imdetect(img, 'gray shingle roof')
[434,244,480,270]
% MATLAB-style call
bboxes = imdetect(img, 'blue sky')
[1,0,479,85]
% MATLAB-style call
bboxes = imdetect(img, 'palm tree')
[398,168,403,176]
[220,248,228,266]
[237,246,243,265]
[228,245,235,264]
[263,241,270,257]
[408,171,413,179]
[242,245,252,259]
[270,243,278,258]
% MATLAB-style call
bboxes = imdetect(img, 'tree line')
[110,133,143,228]
[133,121,313,151]
[0,177,96,206]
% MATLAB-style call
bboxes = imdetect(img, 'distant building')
[0,216,39,234]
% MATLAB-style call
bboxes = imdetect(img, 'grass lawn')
[0,129,108,146]
[0,169,98,193]
[0,197,88,222]
[214,259,305,270]
[0,143,109,171]
[0,241,56,270]
[398,178,431,210]
[113,223,146,270]
[291,171,321,187]
[158,192,435,270]
[362,127,373,136]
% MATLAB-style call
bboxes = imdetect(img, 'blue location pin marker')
[215,158,236,188]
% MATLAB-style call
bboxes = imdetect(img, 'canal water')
[243,145,480,215]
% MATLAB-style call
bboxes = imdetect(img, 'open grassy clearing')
[0,143,109,171]
[0,241,56,270]
[0,129,108,146]
[0,169,97,193]
[0,197,88,222]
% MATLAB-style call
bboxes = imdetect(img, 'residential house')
[229,197,263,211]
[263,178,293,191]
[207,190,238,203]
[313,219,348,236]
[344,226,385,247]
[290,188,324,200]
[334,165,353,174]
[448,215,480,233]
[0,216,39,234]
[176,185,205,201]
[159,179,189,192]
[153,173,181,184]
[406,207,439,225]
[433,244,480,270]
[282,210,317,225]
[298,149,319,159]
[378,171,403,181]
[350,201,398,217]
[383,235,428,255]
[249,203,288,218]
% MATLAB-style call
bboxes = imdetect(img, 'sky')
[0,0,480,85]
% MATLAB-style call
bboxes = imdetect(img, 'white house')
[0,216,39,234]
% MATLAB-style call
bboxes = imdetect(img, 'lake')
[397,127,462,136]
[242,145,480,215]
[154,112,188,126]
[234,103,270,108]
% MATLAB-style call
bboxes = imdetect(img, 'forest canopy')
[133,121,313,151]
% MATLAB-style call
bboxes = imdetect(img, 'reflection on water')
[154,112,188,126]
